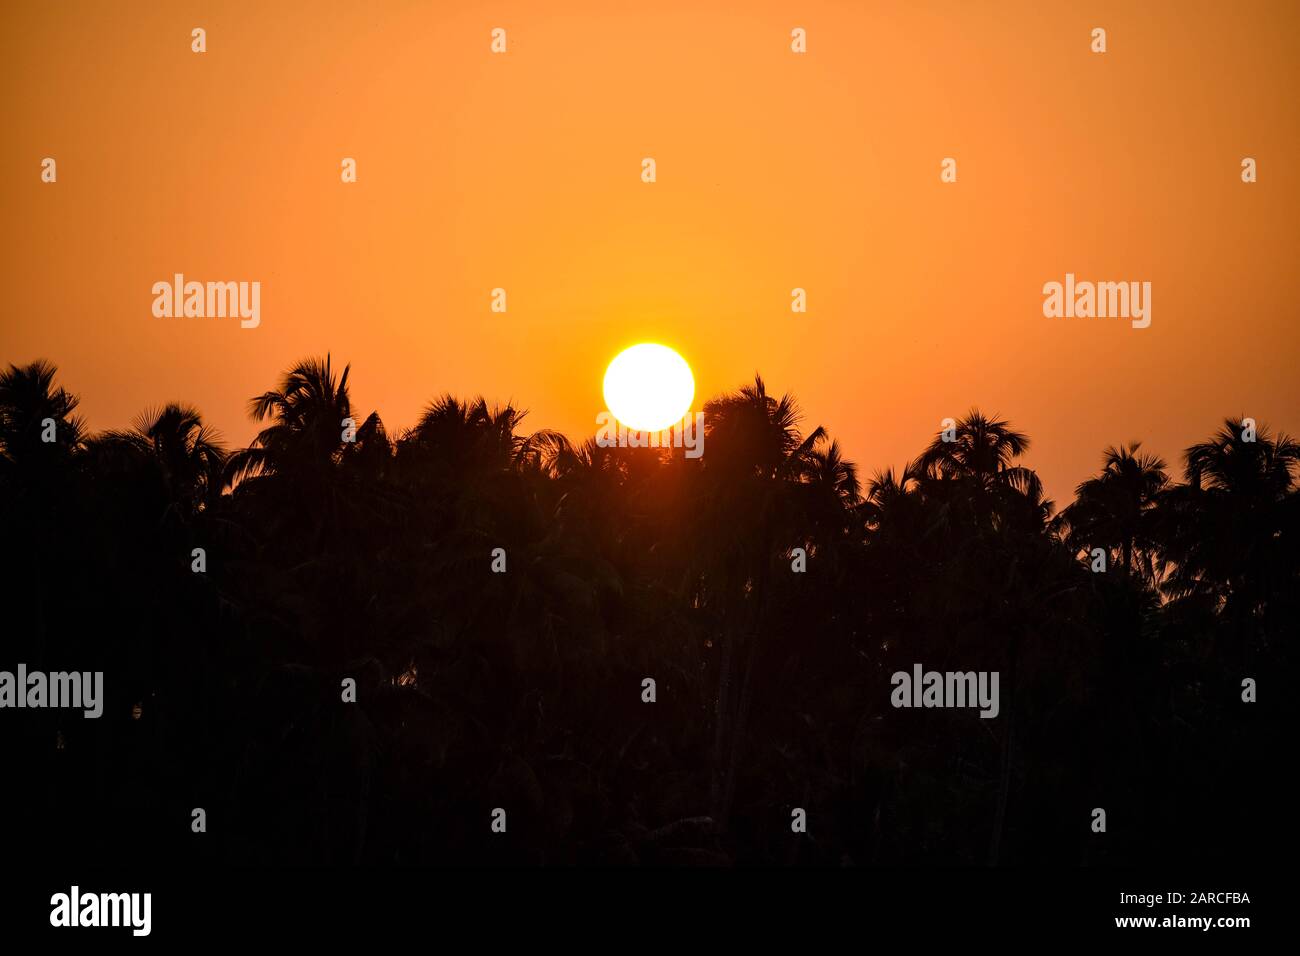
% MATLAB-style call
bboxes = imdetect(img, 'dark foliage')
[1,359,1295,866]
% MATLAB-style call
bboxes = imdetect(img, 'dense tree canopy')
[1,358,1294,866]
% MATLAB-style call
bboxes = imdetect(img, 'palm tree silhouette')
[698,374,834,828]
[0,359,84,479]
[94,404,227,517]
[1,353,1292,868]
[1161,417,1299,615]
[1056,442,1168,579]
[918,409,1042,519]
[0,360,85,667]
[227,354,362,484]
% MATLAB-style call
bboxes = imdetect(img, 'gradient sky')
[3,0,1297,504]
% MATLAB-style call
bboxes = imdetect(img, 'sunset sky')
[3,0,1297,503]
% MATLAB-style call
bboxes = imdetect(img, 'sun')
[603,343,695,432]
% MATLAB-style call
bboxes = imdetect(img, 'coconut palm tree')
[917,409,1042,523]
[0,361,85,666]
[226,355,356,485]
[697,375,835,827]
[1159,417,1299,614]
[92,403,227,517]
[0,359,84,484]
[799,438,861,507]
[225,355,395,544]
[860,463,921,528]
[1055,442,1168,581]
[400,395,567,481]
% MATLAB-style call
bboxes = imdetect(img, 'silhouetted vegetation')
[1,357,1295,866]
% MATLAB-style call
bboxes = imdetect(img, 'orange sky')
[3,0,1297,504]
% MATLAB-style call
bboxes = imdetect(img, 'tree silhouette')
[1056,442,1167,580]
[1,356,1293,868]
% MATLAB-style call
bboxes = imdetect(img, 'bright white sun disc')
[603,344,695,432]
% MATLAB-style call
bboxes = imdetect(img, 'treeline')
[0,356,1295,866]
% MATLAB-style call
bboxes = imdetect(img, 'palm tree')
[917,409,1042,519]
[860,464,921,528]
[892,411,1070,865]
[789,438,862,579]
[0,361,84,667]
[697,375,835,827]
[704,375,824,481]
[0,359,84,483]
[799,439,861,507]
[226,355,357,485]
[858,462,929,603]
[94,404,227,516]
[1160,417,1299,614]
[1187,418,1298,499]
[224,355,399,550]
[1055,442,1167,580]
[401,396,567,478]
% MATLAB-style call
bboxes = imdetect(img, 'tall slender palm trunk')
[987,626,1021,865]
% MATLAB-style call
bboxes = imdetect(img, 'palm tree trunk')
[987,702,1014,865]
[33,545,46,667]
[716,556,773,831]
[987,628,1020,865]
[709,605,734,825]
[721,633,758,831]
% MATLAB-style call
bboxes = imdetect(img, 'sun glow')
[602,344,695,432]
